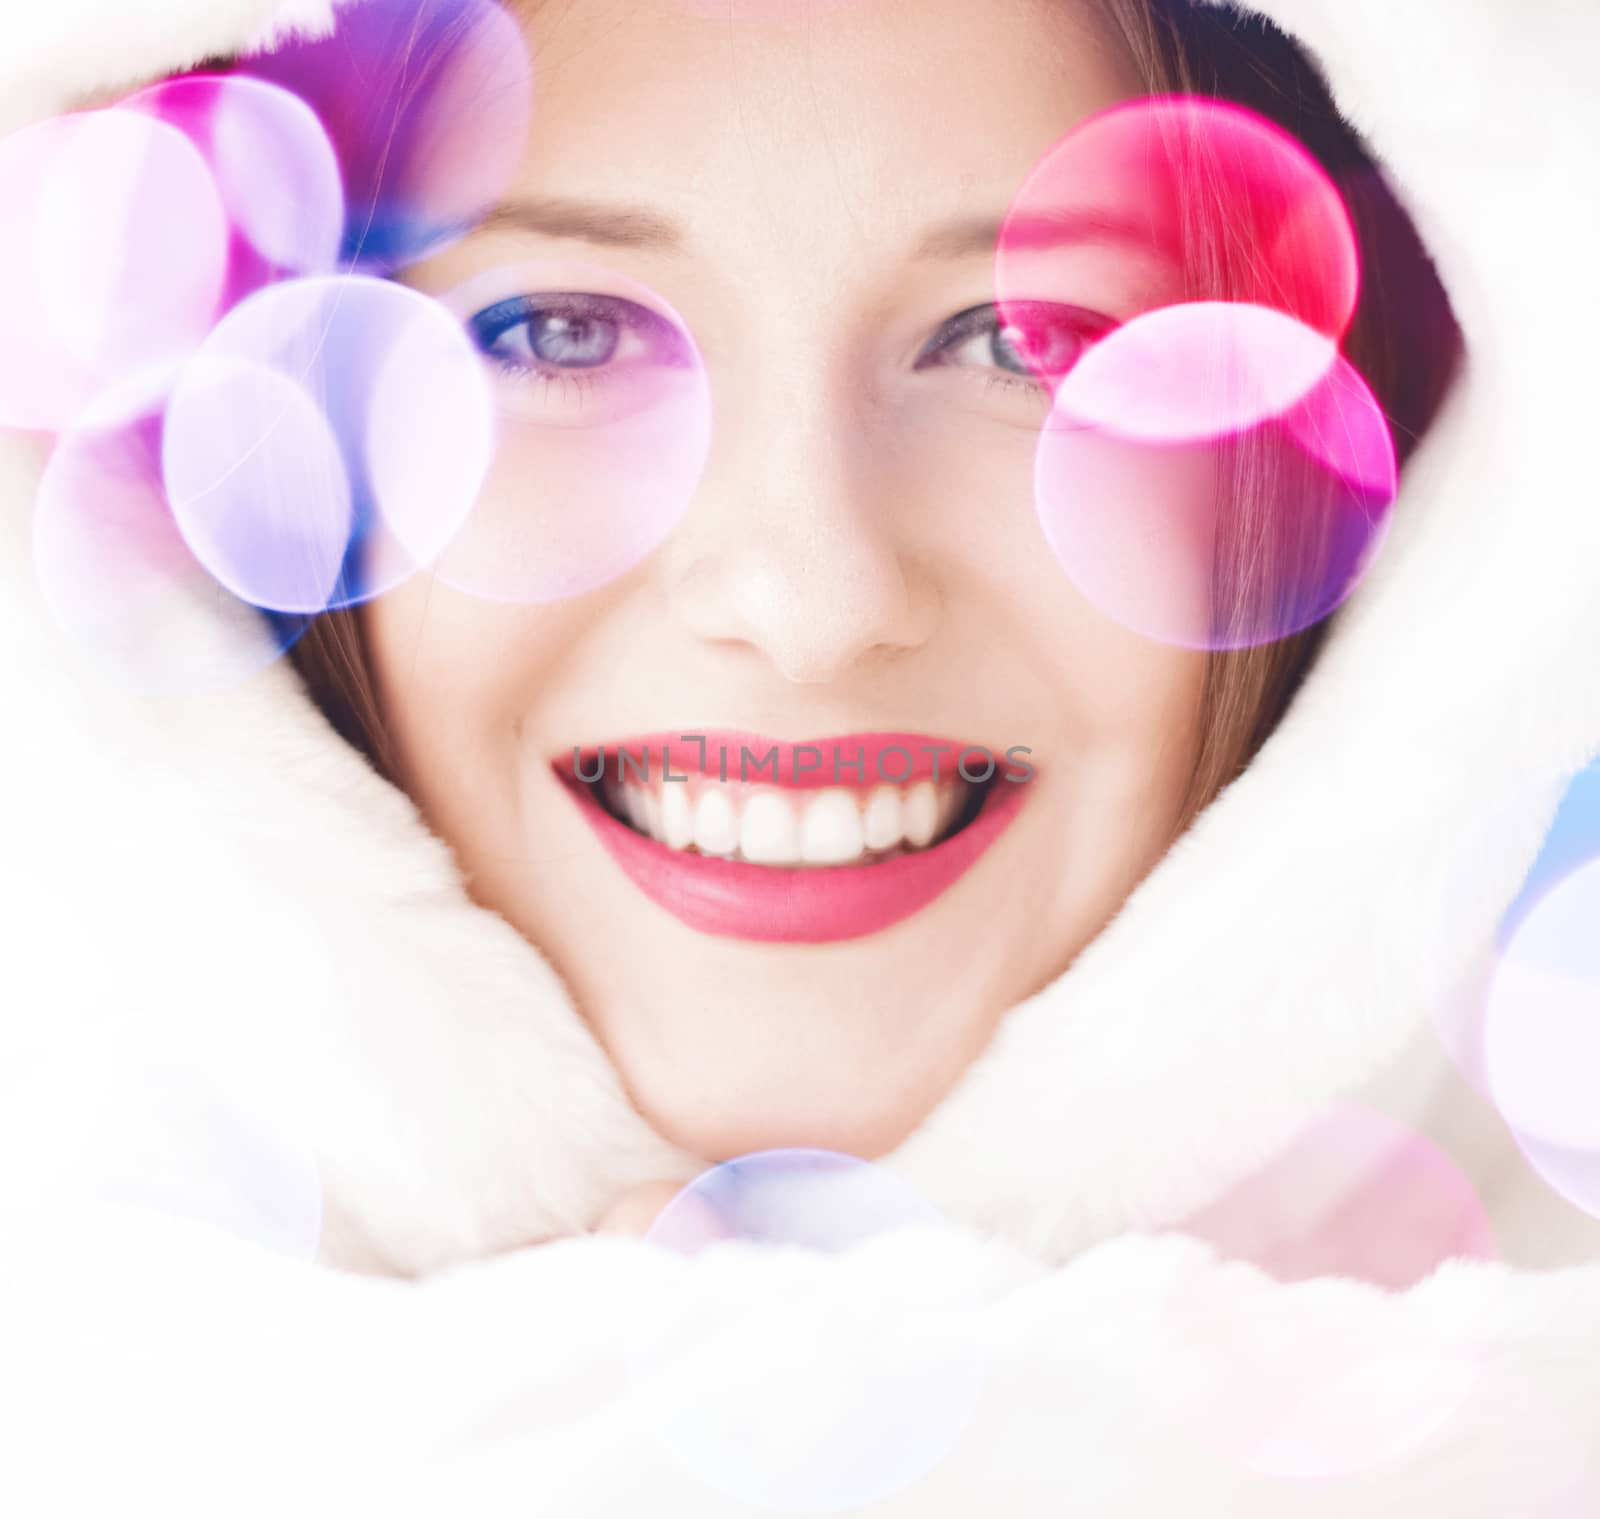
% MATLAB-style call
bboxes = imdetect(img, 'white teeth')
[938,780,968,835]
[903,780,940,848]
[659,782,695,850]
[637,786,662,841]
[692,787,740,856]
[862,785,903,852]
[740,790,801,865]
[607,775,980,866]
[619,785,644,831]
[800,788,865,865]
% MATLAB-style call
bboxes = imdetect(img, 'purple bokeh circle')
[162,274,494,613]
[33,377,309,690]
[240,0,534,273]
[1484,858,1600,1164]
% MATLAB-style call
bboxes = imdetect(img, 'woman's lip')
[555,730,1029,790]
[556,767,1029,945]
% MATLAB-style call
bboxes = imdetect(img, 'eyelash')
[515,368,606,409]
[979,371,1046,401]
[463,293,1111,400]
[466,291,683,401]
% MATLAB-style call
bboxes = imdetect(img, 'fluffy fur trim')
[5,1215,1598,1515]
[5,0,1600,1510]
[1,0,1597,1281]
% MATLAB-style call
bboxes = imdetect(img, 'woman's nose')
[657,374,940,685]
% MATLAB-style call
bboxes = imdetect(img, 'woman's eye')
[916,301,1111,385]
[466,292,684,377]
[514,309,619,368]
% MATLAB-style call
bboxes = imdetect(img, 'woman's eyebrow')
[477,196,685,250]
[473,198,1164,261]
[913,207,1167,260]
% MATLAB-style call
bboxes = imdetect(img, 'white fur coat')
[2,0,1599,1513]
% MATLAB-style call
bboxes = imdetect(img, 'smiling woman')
[8,0,1600,1510]
[274,0,1459,1163]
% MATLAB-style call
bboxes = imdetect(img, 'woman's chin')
[570,926,1025,1165]
[610,1038,957,1166]
[469,749,1059,1161]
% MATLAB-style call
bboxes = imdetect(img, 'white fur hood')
[3,1,1600,1514]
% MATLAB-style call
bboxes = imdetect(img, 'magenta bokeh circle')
[996,95,1382,651]
[995,96,1360,391]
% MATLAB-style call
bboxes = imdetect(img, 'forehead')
[509,0,1144,261]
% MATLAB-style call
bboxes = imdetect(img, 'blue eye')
[529,310,618,367]
[466,292,686,376]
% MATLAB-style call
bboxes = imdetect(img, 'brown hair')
[289,0,1461,830]
[1090,0,1462,826]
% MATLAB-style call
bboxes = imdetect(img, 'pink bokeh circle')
[1175,1107,1496,1289]
[1034,330,1395,650]
[1155,1260,1483,1481]
[0,110,228,433]
[1163,1108,1492,1479]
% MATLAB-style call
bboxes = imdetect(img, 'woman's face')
[363,0,1208,1162]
